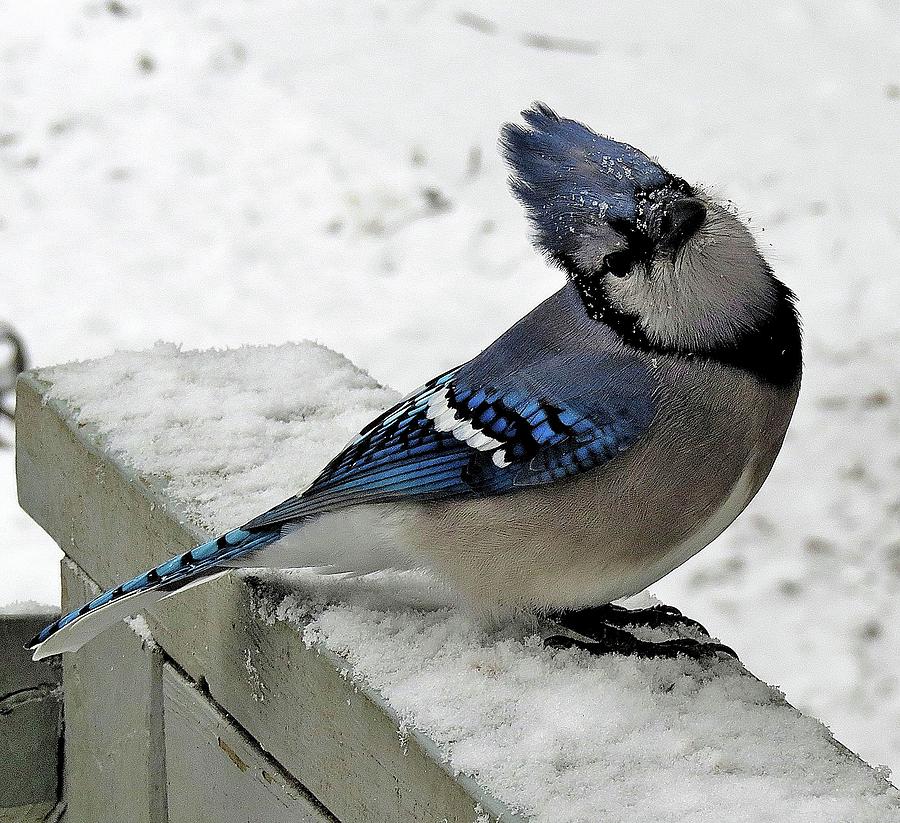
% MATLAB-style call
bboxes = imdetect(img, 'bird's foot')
[545,606,738,662]
[554,603,712,638]
[545,632,737,662]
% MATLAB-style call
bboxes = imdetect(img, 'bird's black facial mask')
[501,103,701,275]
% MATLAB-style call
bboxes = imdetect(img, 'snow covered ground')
[1,0,898,779]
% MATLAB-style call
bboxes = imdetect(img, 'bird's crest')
[501,103,678,264]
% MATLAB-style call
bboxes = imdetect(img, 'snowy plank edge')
[14,344,900,823]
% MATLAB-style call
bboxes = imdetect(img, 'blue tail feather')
[28,527,281,653]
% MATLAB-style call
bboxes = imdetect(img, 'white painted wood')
[20,369,894,822]
[162,662,334,823]
[60,562,166,823]
[0,615,60,696]
[0,692,60,810]
[0,803,58,823]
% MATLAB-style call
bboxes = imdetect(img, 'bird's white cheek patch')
[427,387,507,458]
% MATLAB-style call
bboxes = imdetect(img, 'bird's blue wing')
[241,354,656,531]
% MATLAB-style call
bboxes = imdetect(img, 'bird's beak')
[652,197,707,251]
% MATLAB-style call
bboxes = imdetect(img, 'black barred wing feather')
[444,353,656,486]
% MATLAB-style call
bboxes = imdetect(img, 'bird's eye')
[602,250,632,277]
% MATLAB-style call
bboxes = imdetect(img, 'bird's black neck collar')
[562,258,802,388]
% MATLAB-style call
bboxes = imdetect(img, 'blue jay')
[31,104,801,661]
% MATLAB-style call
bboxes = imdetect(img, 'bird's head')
[502,104,800,384]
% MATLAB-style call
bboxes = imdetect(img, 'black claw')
[545,630,738,663]
[545,624,642,656]
[546,622,653,657]
[651,636,739,661]
[545,635,600,653]
[554,603,712,638]
[545,603,738,663]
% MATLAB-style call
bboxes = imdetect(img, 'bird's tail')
[28,527,281,661]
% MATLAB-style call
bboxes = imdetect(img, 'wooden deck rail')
[13,351,900,823]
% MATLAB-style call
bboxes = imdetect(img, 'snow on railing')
[14,343,900,823]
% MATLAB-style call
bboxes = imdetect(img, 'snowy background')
[1,0,898,778]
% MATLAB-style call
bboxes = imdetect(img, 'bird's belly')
[597,457,760,603]
[406,450,766,617]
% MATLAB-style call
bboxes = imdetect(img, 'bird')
[30,103,802,661]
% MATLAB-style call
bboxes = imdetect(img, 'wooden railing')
[13,351,900,823]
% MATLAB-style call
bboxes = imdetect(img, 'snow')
[37,340,900,821]
[296,602,898,823]
[40,342,398,529]
[124,614,156,647]
[1,0,898,784]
